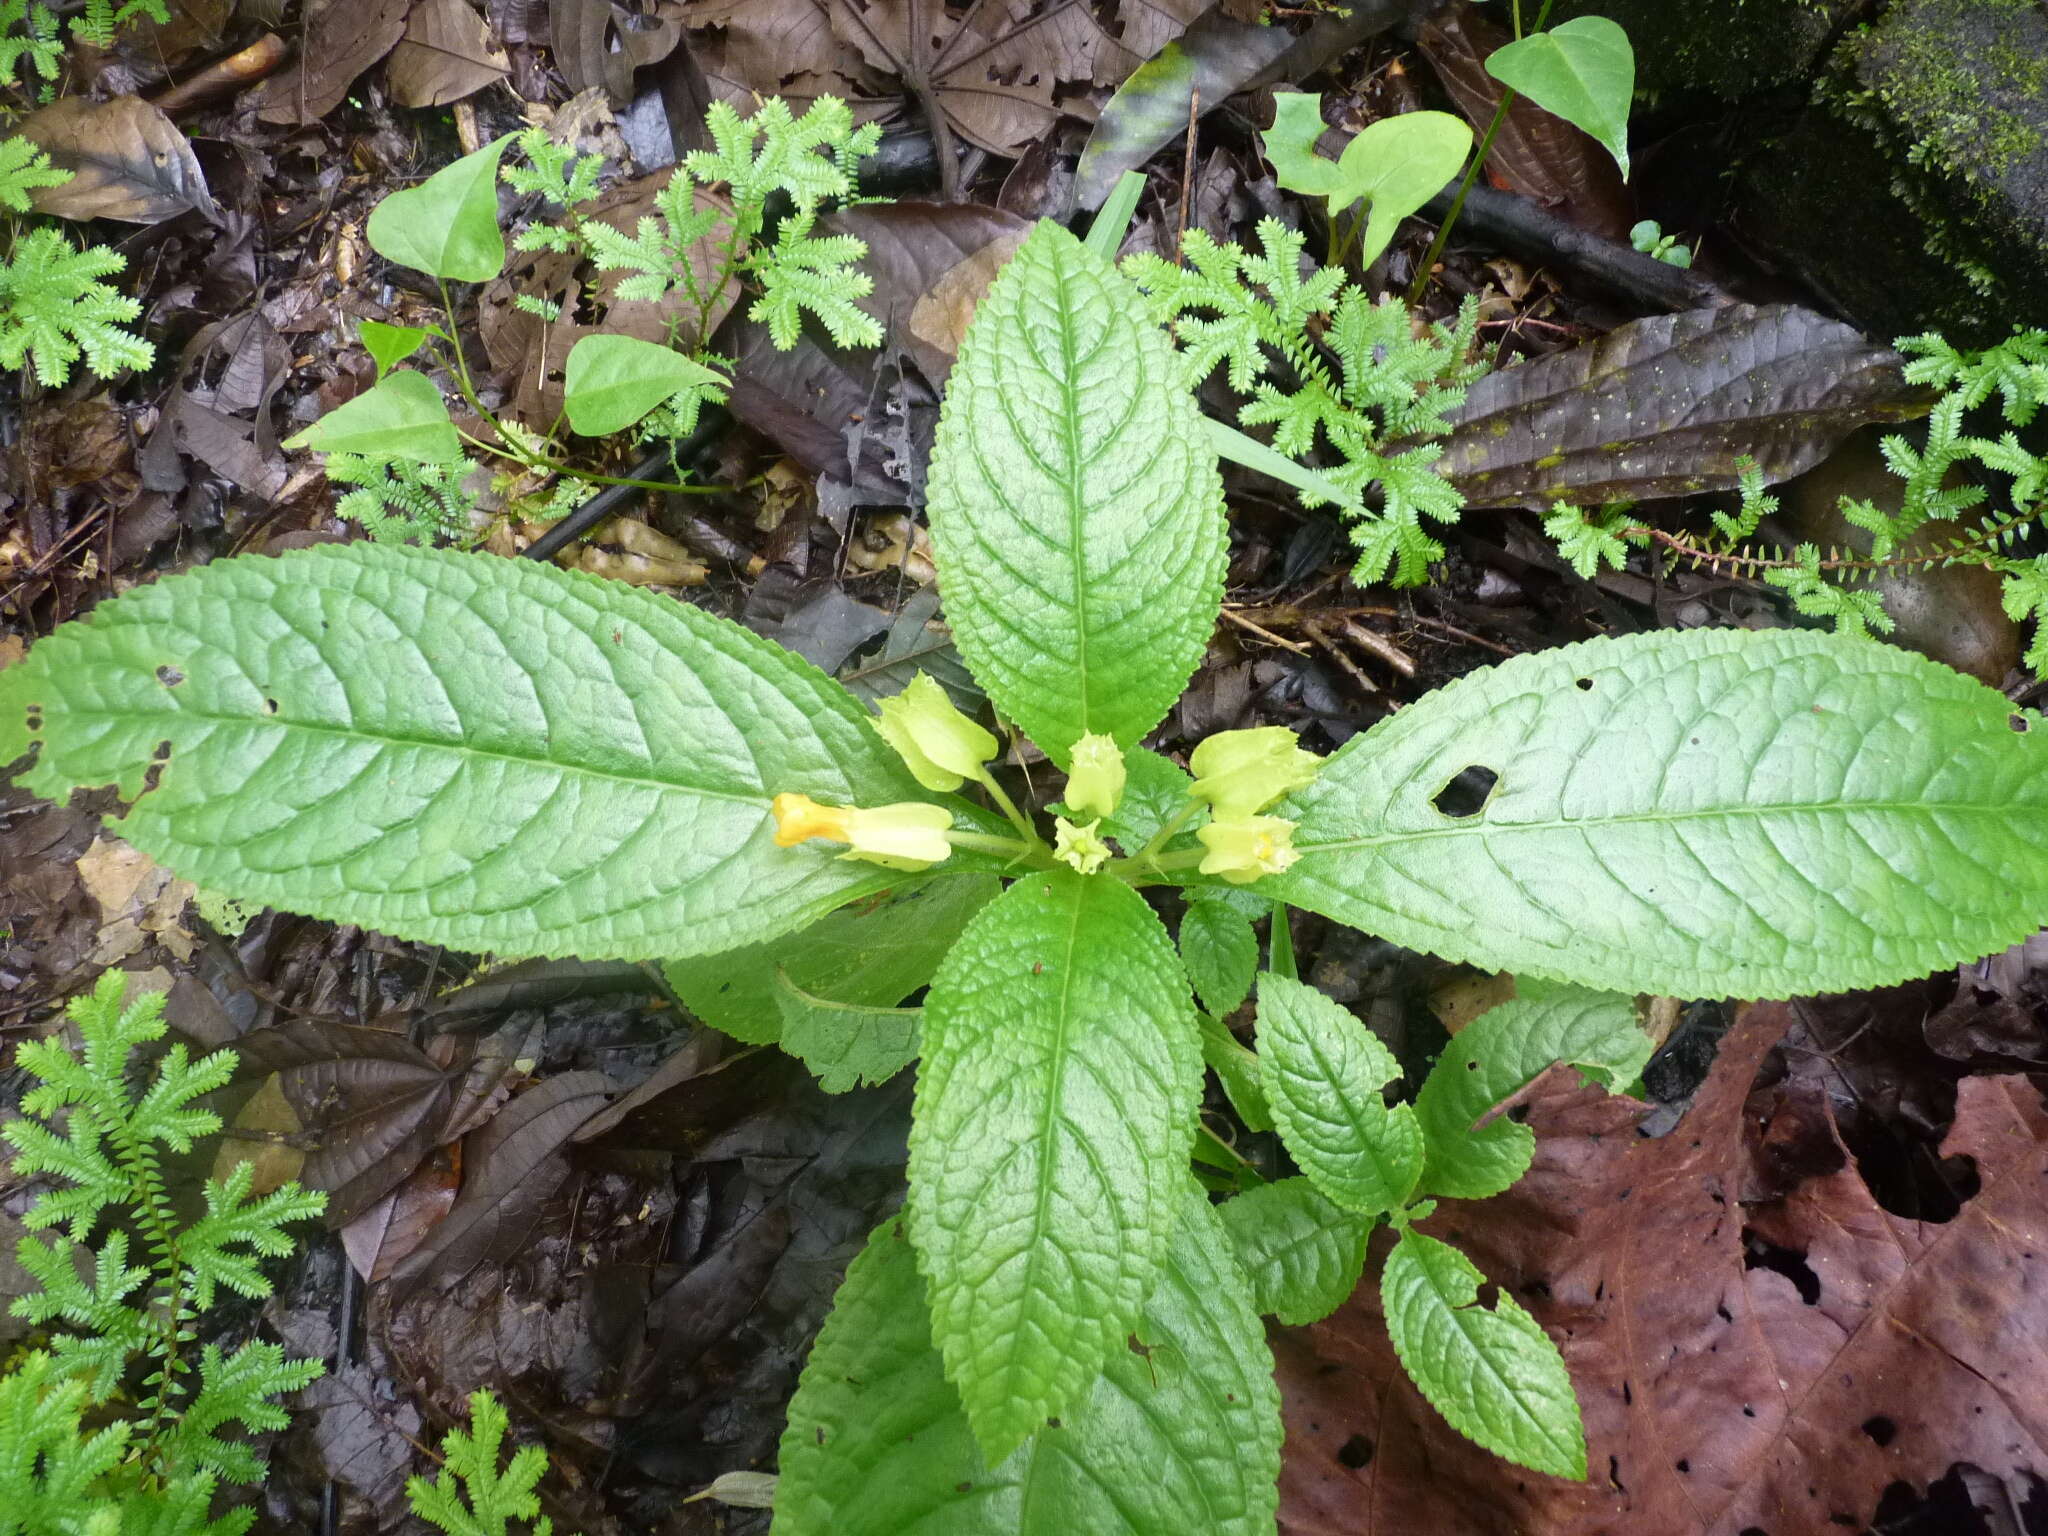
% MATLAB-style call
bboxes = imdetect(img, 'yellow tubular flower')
[1053,816,1111,875]
[1064,732,1126,821]
[1188,726,1322,819]
[873,673,999,791]
[771,793,954,870]
[1195,814,1300,885]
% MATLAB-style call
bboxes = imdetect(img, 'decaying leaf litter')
[2,0,2045,1532]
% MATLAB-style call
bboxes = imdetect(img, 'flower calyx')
[771,792,953,871]
[873,673,998,792]
[1196,813,1300,885]
[1053,816,1112,875]
[1063,732,1126,821]
[1188,726,1321,819]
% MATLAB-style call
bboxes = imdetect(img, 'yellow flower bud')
[1195,814,1300,885]
[1188,727,1322,819]
[873,673,999,791]
[770,793,954,870]
[1053,816,1112,875]
[1064,732,1126,821]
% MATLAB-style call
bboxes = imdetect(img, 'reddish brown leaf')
[17,95,216,224]
[1277,1003,2048,1533]
[255,0,410,125]
[386,0,510,107]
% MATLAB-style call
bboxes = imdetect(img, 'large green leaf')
[1485,16,1634,180]
[907,869,1203,1462]
[561,335,725,437]
[365,134,513,283]
[1381,1228,1586,1480]
[0,544,960,961]
[281,371,460,462]
[1267,628,2048,998]
[1256,975,1423,1217]
[1217,1176,1371,1326]
[924,220,1226,765]
[1415,981,1650,1202]
[664,873,997,1045]
[773,1189,1280,1536]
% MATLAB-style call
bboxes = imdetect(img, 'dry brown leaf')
[75,835,198,965]
[1277,1002,2048,1534]
[830,0,1066,161]
[211,1075,307,1196]
[387,0,510,106]
[255,0,411,124]
[17,95,216,224]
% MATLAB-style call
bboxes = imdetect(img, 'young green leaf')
[358,319,431,379]
[1256,975,1423,1216]
[1415,981,1650,1201]
[561,334,726,436]
[283,370,461,461]
[924,220,1227,764]
[0,543,961,962]
[366,133,515,282]
[1262,99,1472,268]
[774,971,921,1093]
[665,873,997,1046]
[1099,745,1196,850]
[774,1189,1280,1536]
[907,869,1203,1463]
[1485,16,1635,180]
[1197,1009,1272,1133]
[1180,897,1258,1016]
[1381,1228,1586,1479]
[1268,627,2048,998]
[1217,1175,1372,1326]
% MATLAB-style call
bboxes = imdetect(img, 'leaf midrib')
[1052,254,1091,738]
[1295,793,2041,857]
[39,702,774,810]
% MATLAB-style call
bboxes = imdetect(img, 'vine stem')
[1632,509,2039,578]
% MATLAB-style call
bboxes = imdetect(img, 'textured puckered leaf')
[1267,628,2048,998]
[924,220,1226,764]
[0,543,958,961]
[1415,981,1650,1202]
[1180,897,1258,1016]
[1257,975,1423,1216]
[1218,1175,1372,1327]
[774,1191,1280,1536]
[908,869,1203,1463]
[774,973,921,1093]
[1381,1228,1586,1480]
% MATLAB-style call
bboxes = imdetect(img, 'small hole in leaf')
[1432,765,1498,818]
[1336,1435,1374,1469]
[24,706,41,731]
[264,698,279,714]
[1575,677,1594,691]
[1676,1459,1691,1474]
[156,665,184,686]
[1862,1416,1896,1447]
[2012,714,2030,733]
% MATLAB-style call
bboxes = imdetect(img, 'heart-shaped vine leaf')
[1383,1227,1586,1479]
[908,868,1202,1463]
[924,219,1226,764]
[1414,981,1651,1201]
[283,370,460,461]
[1263,95,1473,268]
[562,334,726,436]
[1485,16,1634,180]
[366,133,513,282]
[1256,974,1423,1216]
[357,319,431,380]
[1267,627,2048,999]
[774,1188,1280,1536]
[0,543,956,961]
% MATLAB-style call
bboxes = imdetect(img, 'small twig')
[149,33,287,117]
[1174,87,1200,264]
[1221,604,1311,653]
[1339,617,1418,677]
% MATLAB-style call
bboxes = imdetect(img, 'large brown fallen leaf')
[256,0,410,124]
[16,96,216,224]
[1277,1002,2048,1534]
[386,0,510,106]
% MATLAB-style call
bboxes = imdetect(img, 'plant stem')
[1268,900,1297,980]
[1134,798,1204,868]
[973,769,1039,845]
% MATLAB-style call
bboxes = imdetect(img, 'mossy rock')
[1552,0,1858,100]
[1736,0,2048,343]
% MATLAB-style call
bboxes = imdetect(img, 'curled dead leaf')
[17,95,217,224]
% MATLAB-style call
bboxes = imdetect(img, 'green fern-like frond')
[1996,556,2048,675]
[0,136,68,211]
[1544,501,1640,579]
[0,1353,136,1531]
[328,452,478,546]
[0,227,154,385]
[0,0,61,87]
[1898,326,2048,426]
[157,1340,327,1487]
[750,212,880,350]
[1764,544,1894,636]
[1125,222,1340,394]
[684,95,877,217]
[408,1391,570,1536]
[581,168,721,309]
[503,126,604,213]
[178,1162,329,1310]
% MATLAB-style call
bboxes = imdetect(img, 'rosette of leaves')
[6,214,2048,1534]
